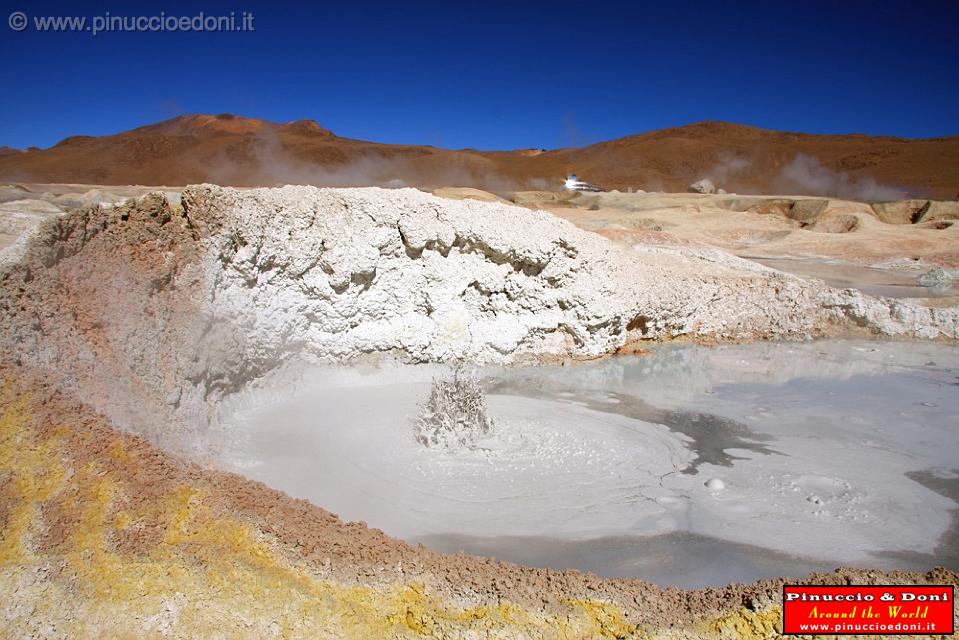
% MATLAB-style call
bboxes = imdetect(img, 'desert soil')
[466,189,959,306]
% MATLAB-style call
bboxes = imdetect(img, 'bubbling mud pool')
[212,340,959,588]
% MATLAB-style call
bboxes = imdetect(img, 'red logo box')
[782,584,954,635]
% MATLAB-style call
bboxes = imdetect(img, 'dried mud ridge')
[1,185,957,637]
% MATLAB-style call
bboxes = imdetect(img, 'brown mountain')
[500,121,959,199]
[1,114,957,199]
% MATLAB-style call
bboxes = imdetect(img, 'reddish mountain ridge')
[504,121,959,199]
[1,114,957,198]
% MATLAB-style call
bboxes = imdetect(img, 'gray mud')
[216,339,959,588]
[745,256,957,298]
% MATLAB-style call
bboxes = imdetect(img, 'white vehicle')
[563,174,602,192]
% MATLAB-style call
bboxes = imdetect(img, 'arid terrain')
[1,114,958,198]
[455,188,959,306]
[1,117,958,638]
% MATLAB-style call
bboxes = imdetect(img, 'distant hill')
[496,121,959,199]
[1,114,956,199]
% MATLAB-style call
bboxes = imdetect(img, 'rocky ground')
[433,187,959,307]
[449,189,959,267]
[497,189,959,295]
[1,183,957,638]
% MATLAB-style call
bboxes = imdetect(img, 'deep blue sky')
[1,0,957,150]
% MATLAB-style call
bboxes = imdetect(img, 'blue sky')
[1,0,957,150]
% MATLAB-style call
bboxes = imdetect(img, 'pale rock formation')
[0,184,956,446]
[871,199,930,224]
[918,266,954,288]
[688,179,716,194]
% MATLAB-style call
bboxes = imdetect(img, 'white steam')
[774,154,907,201]
[205,129,543,192]
[707,152,751,184]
